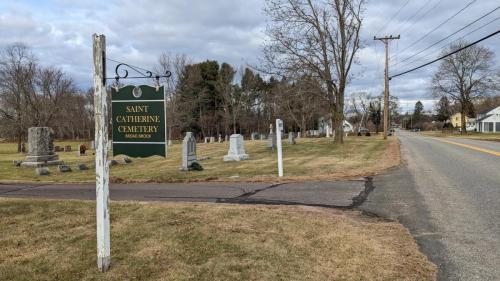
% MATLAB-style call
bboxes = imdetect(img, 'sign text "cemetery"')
[112,85,166,157]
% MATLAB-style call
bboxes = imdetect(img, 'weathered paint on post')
[93,34,110,272]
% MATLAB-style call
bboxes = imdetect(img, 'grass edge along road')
[0,136,400,183]
[431,137,500,157]
[421,131,500,142]
[0,198,436,281]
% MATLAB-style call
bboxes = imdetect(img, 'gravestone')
[224,134,249,161]
[288,132,296,144]
[297,132,301,139]
[64,145,72,152]
[326,125,331,138]
[218,134,222,143]
[267,124,276,150]
[90,141,95,150]
[77,163,89,171]
[210,136,215,143]
[260,134,265,140]
[204,137,209,144]
[181,132,197,171]
[251,132,258,141]
[20,143,26,153]
[77,144,87,156]
[58,165,72,173]
[225,135,229,142]
[21,127,63,167]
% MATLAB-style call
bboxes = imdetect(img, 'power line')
[391,0,477,61]
[392,0,435,35]
[392,5,500,68]
[390,29,500,79]
[393,15,500,72]
[375,0,412,35]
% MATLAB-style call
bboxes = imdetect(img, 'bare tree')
[432,42,498,133]
[0,43,36,150]
[262,0,364,143]
[157,53,190,140]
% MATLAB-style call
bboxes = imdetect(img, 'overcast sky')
[1,0,499,112]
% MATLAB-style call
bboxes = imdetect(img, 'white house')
[476,106,500,133]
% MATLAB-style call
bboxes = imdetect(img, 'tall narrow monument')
[180,132,197,170]
[267,124,277,150]
[21,127,63,167]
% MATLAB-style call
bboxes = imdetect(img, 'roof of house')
[476,114,493,122]
[478,105,500,115]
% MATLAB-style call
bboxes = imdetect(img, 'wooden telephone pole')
[374,35,400,139]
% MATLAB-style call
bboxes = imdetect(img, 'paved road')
[361,131,500,281]
[0,180,368,208]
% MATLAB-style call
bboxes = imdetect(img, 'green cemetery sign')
[111,85,166,157]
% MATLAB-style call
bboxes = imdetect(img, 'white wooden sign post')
[92,34,111,272]
[276,119,284,177]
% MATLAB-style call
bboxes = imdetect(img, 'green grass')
[0,198,436,281]
[0,136,398,183]
[421,131,500,142]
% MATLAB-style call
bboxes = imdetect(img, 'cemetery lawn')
[0,136,399,183]
[0,198,436,281]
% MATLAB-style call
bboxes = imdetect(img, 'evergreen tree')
[413,101,424,128]
[435,96,451,122]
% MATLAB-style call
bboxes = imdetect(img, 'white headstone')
[181,132,197,170]
[288,132,296,144]
[210,136,215,143]
[297,132,301,139]
[223,134,249,161]
[326,125,331,138]
[204,137,209,144]
[218,134,222,143]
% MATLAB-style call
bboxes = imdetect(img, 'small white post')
[93,34,110,272]
[276,119,283,177]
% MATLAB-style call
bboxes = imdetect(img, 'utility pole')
[374,35,400,139]
[92,34,110,272]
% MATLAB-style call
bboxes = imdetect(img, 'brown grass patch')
[0,198,435,281]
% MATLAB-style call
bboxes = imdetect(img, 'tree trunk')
[460,107,467,134]
[334,94,344,144]
[17,134,22,153]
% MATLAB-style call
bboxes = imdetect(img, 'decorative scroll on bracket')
[106,61,172,92]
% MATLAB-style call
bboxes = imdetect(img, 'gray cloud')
[0,0,498,110]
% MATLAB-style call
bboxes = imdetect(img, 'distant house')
[476,106,500,133]
[450,113,476,131]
